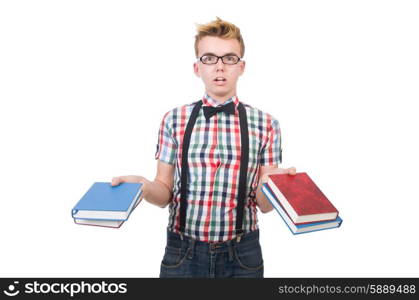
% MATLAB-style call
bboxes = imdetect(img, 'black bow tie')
[203,101,236,120]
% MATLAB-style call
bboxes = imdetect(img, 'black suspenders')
[179,100,249,242]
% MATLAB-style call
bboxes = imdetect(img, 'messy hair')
[194,17,245,58]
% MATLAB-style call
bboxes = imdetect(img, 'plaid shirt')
[155,94,282,242]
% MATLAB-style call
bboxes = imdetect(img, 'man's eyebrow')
[201,52,240,57]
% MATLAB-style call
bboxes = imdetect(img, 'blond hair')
[194,17,245,58]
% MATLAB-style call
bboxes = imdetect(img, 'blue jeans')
[159,229,264,278]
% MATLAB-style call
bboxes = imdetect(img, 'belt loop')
[187,238,195,259]
[236,229,244,243]
[227,241,234,262]
[236,234,243,243]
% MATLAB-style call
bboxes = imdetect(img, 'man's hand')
[111,175,149,185]
[111,175,151,199]
[256,166,297,213]
[259,166,297,184]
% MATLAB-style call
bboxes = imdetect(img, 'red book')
[267,172,338,224]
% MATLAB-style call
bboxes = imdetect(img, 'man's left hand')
[260,166,297,184]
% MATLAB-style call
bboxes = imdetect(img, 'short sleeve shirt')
[155,94,282,242]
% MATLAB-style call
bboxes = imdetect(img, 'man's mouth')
[214,77,227,85]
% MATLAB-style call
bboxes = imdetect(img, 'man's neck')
[205,91,236,104]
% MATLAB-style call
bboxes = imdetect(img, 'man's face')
[193,36,245,100]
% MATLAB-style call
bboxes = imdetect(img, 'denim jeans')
[159,229,264,278]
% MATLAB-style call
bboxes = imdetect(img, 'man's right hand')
[110,161,175,208]
[111,175,151,198]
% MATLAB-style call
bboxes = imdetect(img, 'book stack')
[72,182,143,228]
[262,172,342,234]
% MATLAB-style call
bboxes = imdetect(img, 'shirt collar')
[202,93,240,109]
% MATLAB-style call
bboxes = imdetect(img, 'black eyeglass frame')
[198,54,243,65]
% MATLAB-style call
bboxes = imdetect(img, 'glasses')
[199,54,242,65]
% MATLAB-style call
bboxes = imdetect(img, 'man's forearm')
[255,180,274,213]
[143,180,172,208]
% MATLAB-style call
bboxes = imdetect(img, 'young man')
[111,17,296,278]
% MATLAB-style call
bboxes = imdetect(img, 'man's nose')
[215,58,225,70]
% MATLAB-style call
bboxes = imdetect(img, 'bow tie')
[203,101,236,120]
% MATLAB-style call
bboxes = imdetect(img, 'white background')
[1,0,418,277]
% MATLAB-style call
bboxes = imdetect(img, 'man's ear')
[239,60,246,76]
[193,62,201,78]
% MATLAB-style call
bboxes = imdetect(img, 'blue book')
[262,183,342,235]
[72,182,143,228]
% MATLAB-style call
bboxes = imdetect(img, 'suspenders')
[178,100,249,242]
